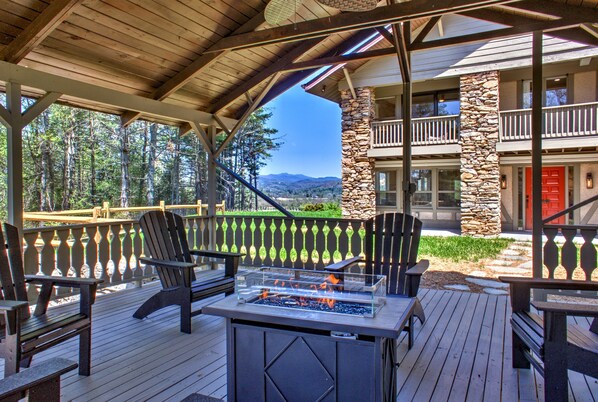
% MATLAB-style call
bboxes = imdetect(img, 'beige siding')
[574,71,597,103]
[580,163,598,225]
[500,81,518,111]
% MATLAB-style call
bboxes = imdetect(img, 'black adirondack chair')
[134,211,244,333]
[500,277,598,402]
[0,223,102,377]
[326,212,429,348]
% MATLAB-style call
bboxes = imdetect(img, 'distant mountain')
[258,174,342,200]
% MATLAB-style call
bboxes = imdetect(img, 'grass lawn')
[419,236,514,262]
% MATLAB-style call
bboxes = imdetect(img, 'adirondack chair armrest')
[190,250,244,258]
[500,276,598,311]
[404,259,429,298]
[189,250,244,277]
[25,275,103,316]
[138,257,197,271]
[533,301,598,317]
[406,259,430,276]
[0,300,28,312]
[324,256,363,272]
[25,275,103,288]
[0,300,28,336]
[0,358,77,401]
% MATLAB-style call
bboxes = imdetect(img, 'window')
[376,171,397,206]
[438,169,461,207]
[411,90,460,118]
[545,76,567,107]
[375,97,397,120]
[412,169,432,207]
[522,77,568,108]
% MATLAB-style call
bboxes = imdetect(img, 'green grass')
[419,236,514,262]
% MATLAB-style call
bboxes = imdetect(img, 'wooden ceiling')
[0,0,596,129]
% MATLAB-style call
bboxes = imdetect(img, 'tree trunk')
[89,112,96,204]
[120,126,130,208]
[61,112,76,210]
[138,121,148,204]
[146,123,157,205]
[40,111,54,211]
[170,134,180,204]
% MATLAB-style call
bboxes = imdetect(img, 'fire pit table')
[203,267,416,402]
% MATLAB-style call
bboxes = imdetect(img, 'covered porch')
[31,283,597,402]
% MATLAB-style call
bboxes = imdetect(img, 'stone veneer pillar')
[340,87,376,219]
[460,71,501,237]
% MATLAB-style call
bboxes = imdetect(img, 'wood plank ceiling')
[0,0,596,129]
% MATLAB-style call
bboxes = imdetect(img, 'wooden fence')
[22,215,366,300]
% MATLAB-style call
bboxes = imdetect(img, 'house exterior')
[304,15,598,236]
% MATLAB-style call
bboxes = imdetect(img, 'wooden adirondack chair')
[326,212,429,348]
[0,223,102,377]
[134,211,244,333]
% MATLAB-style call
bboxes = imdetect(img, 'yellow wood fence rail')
[23,201,226,224]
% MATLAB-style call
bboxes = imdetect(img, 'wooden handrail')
[543,193,598,224]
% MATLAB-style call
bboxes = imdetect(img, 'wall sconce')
[500,174,507,190]
[587,173,594,189]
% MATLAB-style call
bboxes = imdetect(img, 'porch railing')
[499,102,598,141]
[371,115,460,148]
[542,193,598,281]
[22,215,366,300]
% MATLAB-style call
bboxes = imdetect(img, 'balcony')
[370,102,598,152]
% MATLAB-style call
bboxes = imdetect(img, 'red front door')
[525,166,565,230]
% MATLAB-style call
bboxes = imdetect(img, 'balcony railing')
[22,216,367,300]
[371,115,460,148]
[371,103,598,148]
[499,102,598,141]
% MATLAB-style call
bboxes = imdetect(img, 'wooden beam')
[286,47,395,72]
[205,0,517,52]
[391,23,411,82]
[6,82,24,229]
[208,38,324,114]
[412,16,441,44]
[460,9,597,45]
[21,92,61,127]
[581,24,598,40]
[121,12,267,127]
[246,29,379,117]
[531,30,543,278]
[503,0,598,22]
[342,68,357,99]
[0,104,11,128]
[376,27,394,44]
[0,0,83,63]
[409,18,585,51]
[214,72,281,158]
[0,60,237,128]
[189,121,213,155]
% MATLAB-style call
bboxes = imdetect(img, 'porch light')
[587,173,594,189]
[500,174,507,190]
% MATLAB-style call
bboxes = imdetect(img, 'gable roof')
[0,0,596,128]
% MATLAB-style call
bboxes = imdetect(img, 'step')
[466,277,509,289]
[500,255,529,261]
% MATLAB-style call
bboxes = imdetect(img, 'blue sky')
[261,85,342,178]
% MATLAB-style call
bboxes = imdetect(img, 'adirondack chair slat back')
[0,224,31,320]
[365,213,422,296]
[139,211,196,289]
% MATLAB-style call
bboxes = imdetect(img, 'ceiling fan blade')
[316,0,378,12]
[265,0,305,25]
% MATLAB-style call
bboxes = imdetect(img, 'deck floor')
[20,281,598,401]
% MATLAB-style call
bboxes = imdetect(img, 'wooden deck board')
[0,283,590,401]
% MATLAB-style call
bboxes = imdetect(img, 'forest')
[0,95,281,221]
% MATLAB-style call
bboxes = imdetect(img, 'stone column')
[460,71,501,237]
[340,87,376,219]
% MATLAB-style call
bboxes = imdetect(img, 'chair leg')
[181,302,192,334]
[3,334,20,377]
[133,290,181,319]
[79,329,91,376]
[512,331,530,369]
[543,351,568,402]
[407,314,414,349]
[413,298,425,324]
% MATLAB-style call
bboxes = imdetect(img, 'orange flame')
[327,274,340,285]
[261,289,268,299]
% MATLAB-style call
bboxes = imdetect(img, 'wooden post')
[159,200,165,211]
[103,201,110,219]
[5,83,24,230]
[196,200,202,216]
[532,31,543,279]
[400,23,413,215]
[207,125,217,249]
